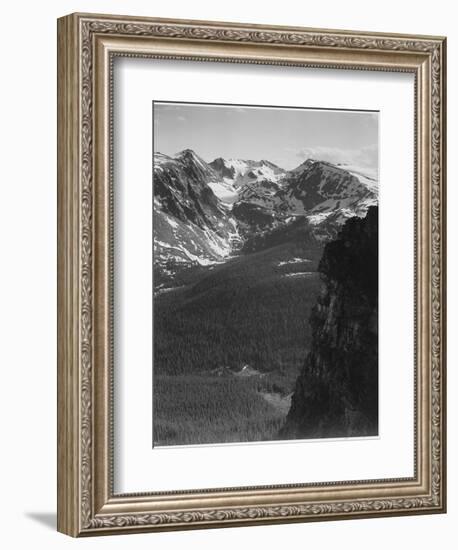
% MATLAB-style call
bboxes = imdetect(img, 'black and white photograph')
[152,101,379,447]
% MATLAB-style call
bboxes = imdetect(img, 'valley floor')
[153,242,323,446]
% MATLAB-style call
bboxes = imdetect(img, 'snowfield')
[278,258,311,266]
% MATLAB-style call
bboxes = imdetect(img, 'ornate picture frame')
[57,12,446,537]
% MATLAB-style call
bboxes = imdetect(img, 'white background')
[115,60,414,493]
[0,1,454,548]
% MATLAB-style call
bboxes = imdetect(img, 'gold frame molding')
[57,12,446,537]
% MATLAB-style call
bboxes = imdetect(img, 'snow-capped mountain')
[205,158,287,208]
[209,158,286,188]
[231,158,377,240]
[153,150,240,281]
[336,164,379,194]
[279,159,377,218]
[154,149,223,231]
[154,149,378,283]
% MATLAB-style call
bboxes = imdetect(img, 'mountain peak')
[209,157,236,180]
[291,158,321,173]
[210,157,286,187]
[291,158,357,177]
[281,157,376,217]
[175,148,200,160]
[174,149,214,176]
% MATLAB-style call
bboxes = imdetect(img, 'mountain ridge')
[153,149,378,282]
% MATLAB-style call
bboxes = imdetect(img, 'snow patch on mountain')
[284,272,315,278]
[278,258,311,266]
[207,180,239,204]
[337,164,379,193]
[153,151,239,275]
[210,157,286,188]
[165,216,179,229]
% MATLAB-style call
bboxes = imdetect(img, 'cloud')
[296,144,378,173]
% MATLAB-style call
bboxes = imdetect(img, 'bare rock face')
[281,206,379,439]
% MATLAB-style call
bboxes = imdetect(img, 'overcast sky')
[154,102,378,174]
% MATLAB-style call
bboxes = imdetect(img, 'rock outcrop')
[281,206,379,439]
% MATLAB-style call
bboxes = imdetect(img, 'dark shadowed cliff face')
[281,206,379,439]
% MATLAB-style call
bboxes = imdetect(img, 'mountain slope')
[154,238,323,376]
[153,150,240,281]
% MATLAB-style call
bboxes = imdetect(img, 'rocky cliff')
[281,206,379,439]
